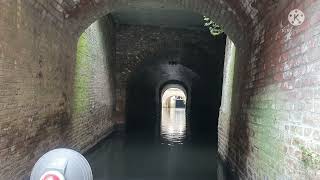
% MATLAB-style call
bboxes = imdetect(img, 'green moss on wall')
[73,33,90,114]
[250,90,285,177]
[300,146,320,170]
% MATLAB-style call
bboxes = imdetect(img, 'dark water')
[85,108,233,180]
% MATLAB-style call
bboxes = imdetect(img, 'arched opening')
[161,86,187,109]
[160,85,187,145]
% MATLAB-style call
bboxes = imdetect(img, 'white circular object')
[30,148,93,180]
[288,9,305,26]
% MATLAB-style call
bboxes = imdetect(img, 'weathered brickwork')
[115,25,224,115]
[63,0,252,46]
[3,0,320,179]
[70,16,116,153]
[218,0,320,179]
[0,1,73,179]
[0,1,116,179]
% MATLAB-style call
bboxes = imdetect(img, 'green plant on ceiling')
[203,16,224,36]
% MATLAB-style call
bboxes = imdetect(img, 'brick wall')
[0,1,116,179]
[0,1,73,179]
[69,16,116,153]
[115,24,225,116]
[218,0,320,179]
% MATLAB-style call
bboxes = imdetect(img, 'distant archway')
[161,84,187,108]
[160,84,188,144]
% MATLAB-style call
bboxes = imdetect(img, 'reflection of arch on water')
[160,84,187,144]
[161,84,187,109]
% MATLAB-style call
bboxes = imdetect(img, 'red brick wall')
[0,1,73,179]
[0,1,116,179]
[219,0,320,179]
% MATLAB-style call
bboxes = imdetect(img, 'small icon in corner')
[288,9,305,26]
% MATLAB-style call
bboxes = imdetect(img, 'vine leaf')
[203,16,223,36]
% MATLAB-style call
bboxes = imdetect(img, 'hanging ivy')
[203,16,223,36]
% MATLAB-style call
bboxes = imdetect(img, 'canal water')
[85,108,234,180]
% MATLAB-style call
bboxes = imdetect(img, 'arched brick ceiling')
[36,0,290,45]
[54,0,262,44]
[55,0,287,42]
[111,8,205,30]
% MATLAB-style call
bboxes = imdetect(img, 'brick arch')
[116,43,188,114]
[63,0,253,45]
[121,42,201,113]
[161,84,187,108]
[118,35,224,83]
[117,40,183,84]
[157,80,191,111]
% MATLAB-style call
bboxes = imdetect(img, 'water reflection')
[161,108,187,145]
[86,132,233,180]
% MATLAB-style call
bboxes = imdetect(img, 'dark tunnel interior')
[84,33,230,179]
[81,11,233,179]
[125,35,227,142]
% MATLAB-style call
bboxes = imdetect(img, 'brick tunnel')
[1,0,320,179]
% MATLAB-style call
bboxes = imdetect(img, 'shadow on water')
[85,107,237,180]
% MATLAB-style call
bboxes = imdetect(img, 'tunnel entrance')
[161,85,187,109]
[160,85,187,145]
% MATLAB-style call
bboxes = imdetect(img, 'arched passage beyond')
[158,80,191,109]
[161,85,187,108]
[160,85,188,144]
